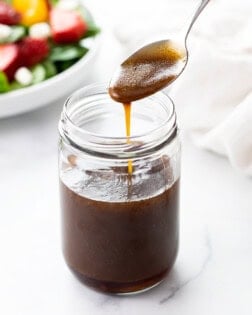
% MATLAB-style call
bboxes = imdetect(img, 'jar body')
[59,85,181,294]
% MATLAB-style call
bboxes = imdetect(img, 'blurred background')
[0,0,251,314]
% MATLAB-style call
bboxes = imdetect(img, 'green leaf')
[9,81,23,91]
[84,24,101,38]
[42,60,57,78]
[8,26,26,42]
[50,0,60,5]
[0,26,27,44]
[0,72,10,93]
[31,64,46,84]
[49,45,88,62]
[54,59,76,73]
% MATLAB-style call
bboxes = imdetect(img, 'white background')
[0,0,252,314]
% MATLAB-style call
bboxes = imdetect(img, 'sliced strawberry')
[19,37,49,67]
[0,1,21,25]
[50,8,87,44]
[0,44,20,80]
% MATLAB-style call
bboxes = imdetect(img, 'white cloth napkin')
[171,39,252,175]
[113,0,252,175]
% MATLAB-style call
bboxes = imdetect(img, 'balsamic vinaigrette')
[123,103,133,174]
[109,39,185,175]
[60,39,183,294]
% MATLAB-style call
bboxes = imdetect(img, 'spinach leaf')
[9,81,23,91]
[7,26,26,43]
[42,60,57,78]
[49,45,88,62]
[0,26,27,44]
[31,64,46,84]
[50,0,60,5]
[54,59,77,73]
[0,72,9,93]
[84,24,100,38]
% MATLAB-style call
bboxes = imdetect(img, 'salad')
[0,0,100,93]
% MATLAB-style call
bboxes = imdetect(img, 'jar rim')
[59,83,177,158]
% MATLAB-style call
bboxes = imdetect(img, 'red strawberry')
[19,37,49,67]
[50,8,87,44]
[0,44,20,80]
[0,1,21,25]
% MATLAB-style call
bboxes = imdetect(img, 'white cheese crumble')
[29,23,51,39]
[14,67,33,86]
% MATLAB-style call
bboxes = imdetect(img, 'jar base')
[70,268,170,294]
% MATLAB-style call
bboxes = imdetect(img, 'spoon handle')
[185,0,211,43]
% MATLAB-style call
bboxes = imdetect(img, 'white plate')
[0,34,101,119]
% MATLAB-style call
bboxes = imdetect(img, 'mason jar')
[58,84,181,294]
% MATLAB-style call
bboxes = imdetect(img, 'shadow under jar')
[58,84,181,294]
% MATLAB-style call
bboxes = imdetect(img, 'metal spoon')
[109,0,210,104]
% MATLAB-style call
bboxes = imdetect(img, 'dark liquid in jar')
[61,176,179,293]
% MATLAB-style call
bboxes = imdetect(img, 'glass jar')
[58,84,180,294]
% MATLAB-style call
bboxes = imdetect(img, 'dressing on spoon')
[109,0,210,103]
[109,40,186,104]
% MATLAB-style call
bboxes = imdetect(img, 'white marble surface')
[1,0,252,314]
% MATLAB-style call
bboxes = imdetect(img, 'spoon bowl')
[109,40,187,103]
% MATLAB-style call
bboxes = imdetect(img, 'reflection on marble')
[160,229,212,304]
[96,225,213,308]
[1,0,252,313]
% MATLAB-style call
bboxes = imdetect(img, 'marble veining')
[1,1,252,312]
[160,229,212,304]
